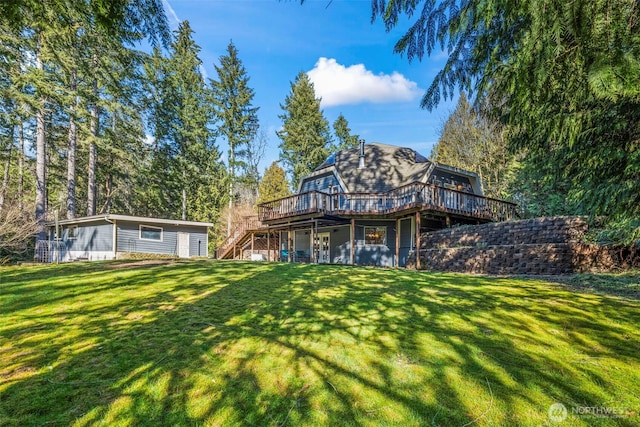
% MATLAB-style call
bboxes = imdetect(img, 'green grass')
[1,260,639,426]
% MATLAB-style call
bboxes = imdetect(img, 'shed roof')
[313,142,433,193]
[46,214,214,228]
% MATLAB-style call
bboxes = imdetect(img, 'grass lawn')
[1,260,639,426]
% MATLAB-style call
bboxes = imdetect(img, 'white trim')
[297,165,349,194]
[139,224,163,242]
[48,214,213,228]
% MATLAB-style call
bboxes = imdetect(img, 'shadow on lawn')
[1,261,639,426]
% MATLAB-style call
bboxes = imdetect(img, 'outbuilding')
[43,214,212,262]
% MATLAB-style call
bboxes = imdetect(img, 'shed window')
[67,226,78,239]
[364,226,386,245]
[140,225,163,241]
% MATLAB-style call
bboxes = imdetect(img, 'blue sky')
[161,0,458,173]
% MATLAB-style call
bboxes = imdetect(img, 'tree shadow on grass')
[1,261,639,426]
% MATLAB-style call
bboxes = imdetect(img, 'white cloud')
[162,0,181,28]
[307,58,422,107]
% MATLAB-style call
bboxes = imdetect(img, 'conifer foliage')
[373,0,640,242]
[277,72,333,190]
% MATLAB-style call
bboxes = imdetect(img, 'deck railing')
[258,182,518,223]
[216,215,263,259]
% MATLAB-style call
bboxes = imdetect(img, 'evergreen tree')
[210,41,259,235]
[372,0,640,242]
[139,47,175,218]
[431,93,515,199]
[257,162,291,205]
[277,71,332,190]
[332,113,359,151]
[1,0,170,244]
[165,21,221,221]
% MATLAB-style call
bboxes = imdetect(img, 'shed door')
[177,232,190,258]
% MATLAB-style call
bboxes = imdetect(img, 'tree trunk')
[67,68,77,219]
[182,188,187,220]
[35,33,47,242]
[87,64,98,216]
[182,169,187,220]
[100,173,113,214]
[0,132,13,215]
[18,121,24,213]
[227,150,234,236]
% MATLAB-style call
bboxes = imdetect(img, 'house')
[218,141,517,267]
[42,214,213,262]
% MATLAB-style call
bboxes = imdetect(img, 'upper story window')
[140,225,163,242]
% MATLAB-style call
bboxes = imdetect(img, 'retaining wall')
[407,216,615,274]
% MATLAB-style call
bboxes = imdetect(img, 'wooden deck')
[258,182,518,224]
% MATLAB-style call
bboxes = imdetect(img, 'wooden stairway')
[216,216,274,260]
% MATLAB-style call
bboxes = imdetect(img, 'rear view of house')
[40,214,212,262]
[218,141,517,267]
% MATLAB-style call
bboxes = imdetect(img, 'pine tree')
[332,113,359,151]
[277,71,333,190]
[372,0,640,242]
[210,41,259,235]
[166,21,219,221]
[257,162,291,206]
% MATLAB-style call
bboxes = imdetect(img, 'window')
[67,226,78,240]
[364,226,386,245]
[139,225,163,241]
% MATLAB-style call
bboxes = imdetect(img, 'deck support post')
[278,231,282,261]
[415,211,421,270]
[267,229,271,261]
[395,218,400,267]
[288,226,293,262]
[350,218,355,265]
[310,221,315,263]
[445,214,451,228]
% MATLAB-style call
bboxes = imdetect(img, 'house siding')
[188,229,208,257]
[115,221,208,257]
[300,172,342,193]
[398,217,413,267]
[330,226,351,264]
[354,220,396,267]
[47,221,114,261]
[64,221,113,252]
[117,221,172,254]
[330,220,396,267]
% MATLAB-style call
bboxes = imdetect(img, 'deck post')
[310,221,315,263]
[395,218,400,267]
[278,231,282,261]
[267,229,271,261]
[350,218,355,265]
[415,212,421,270]
[288,226,293,262]
[446,214,451,228]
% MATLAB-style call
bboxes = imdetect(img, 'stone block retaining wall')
[407,216,615,274]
